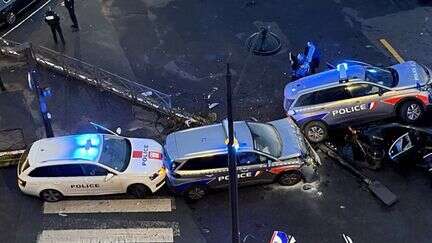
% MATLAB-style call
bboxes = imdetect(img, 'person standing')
[65,0,79,31]
[44,8,65,45]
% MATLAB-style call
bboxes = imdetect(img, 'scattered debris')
[141,91,153,97]
[58,213,67,217]
[208,103,219,109]
[185,119,193,127]
[303,184,312,191]
[316,191,323,196]
[249,117,258,122]
[202,228,210,234]
[340,205,345,209]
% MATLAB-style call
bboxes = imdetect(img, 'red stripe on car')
[270,165,300,174]
[415,94,429,105]
[383,97,403,105]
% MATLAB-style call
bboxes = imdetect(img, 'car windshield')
[364,67,398,87]
[98,136,131,172]
[247,122,282,157]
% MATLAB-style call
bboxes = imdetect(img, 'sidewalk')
[6,0,137,81]
[3,0,290,121]
[0,57,166,152]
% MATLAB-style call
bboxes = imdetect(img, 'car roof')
[164,121,254,161]
[27,134,108,167]
[284,65,366,98]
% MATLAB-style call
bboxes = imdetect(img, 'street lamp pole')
[226,63,240,243]
[24,44,54,138]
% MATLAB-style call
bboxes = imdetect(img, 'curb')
[0,149,24,168]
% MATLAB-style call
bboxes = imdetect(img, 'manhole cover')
[245,27,282,56]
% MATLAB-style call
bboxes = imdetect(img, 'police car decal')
[331,102,378,117]
[217,171,261,182]
[71,184,100,189]
[132,145,162,167]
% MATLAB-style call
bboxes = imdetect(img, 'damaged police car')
[163,118,320,201]
[17,132,166,202]
[284,61,432,143]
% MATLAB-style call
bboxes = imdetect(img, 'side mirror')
[116,127,122,135]
[105,173,115,182]
[287,110,296,116]
[378,89,385,96]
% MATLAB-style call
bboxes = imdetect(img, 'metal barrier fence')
[0,38,209,125]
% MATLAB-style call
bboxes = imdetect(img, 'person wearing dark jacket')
[65,0,79,31]
[44,8,65,45]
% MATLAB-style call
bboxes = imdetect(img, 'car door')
[35,164,87,196]
[80,164,123,195]
[236,152,273,186]
[346,83,391,121]
[312,85,356,125]
[291,86,351,126]
[176,154,229,190]
[388,132,415,161]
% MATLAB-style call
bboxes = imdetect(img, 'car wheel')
[40,189,63,202]
[303,121,328,143]
[127,184,150,198]
[278,171,303,186]
[399,101,424,123]
[184,185,206,202]
[6,12,16,26]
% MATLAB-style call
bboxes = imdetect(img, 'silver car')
[284,61,432,143]
[163,118,320,201]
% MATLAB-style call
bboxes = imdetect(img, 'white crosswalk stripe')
[43,198,174,214]
[37,228,174,243]
[39,198,178,242]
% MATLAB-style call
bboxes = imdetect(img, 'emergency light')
[337,63,348,83]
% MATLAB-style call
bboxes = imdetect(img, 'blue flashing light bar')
[336,63,348,71]
[72,147,99,161]
[75,134,101,147]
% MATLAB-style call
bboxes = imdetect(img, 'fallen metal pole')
[0,38,210,126]
[318,143,398,206]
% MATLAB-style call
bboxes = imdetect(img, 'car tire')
[6,12,16,26]
[127,184,150,198]
[278,171,303,186]
[184,185,206,202]
[40,189,63,202]
[399,100,424,123]
[303,121,328,143]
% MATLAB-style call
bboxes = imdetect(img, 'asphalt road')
[1,0,432,242]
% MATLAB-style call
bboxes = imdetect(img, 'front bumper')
[299,163,319,183]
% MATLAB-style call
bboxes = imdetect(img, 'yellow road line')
[379,39,405,63]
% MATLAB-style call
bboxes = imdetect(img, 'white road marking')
[43,198,174,214]
[1,0,52,38]
[37,228,174,243]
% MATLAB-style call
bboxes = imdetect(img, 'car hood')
[125,138,163,175]
[391,61,430,89]
[268,118,305,160]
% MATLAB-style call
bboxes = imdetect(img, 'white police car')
[17,132,166,202]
